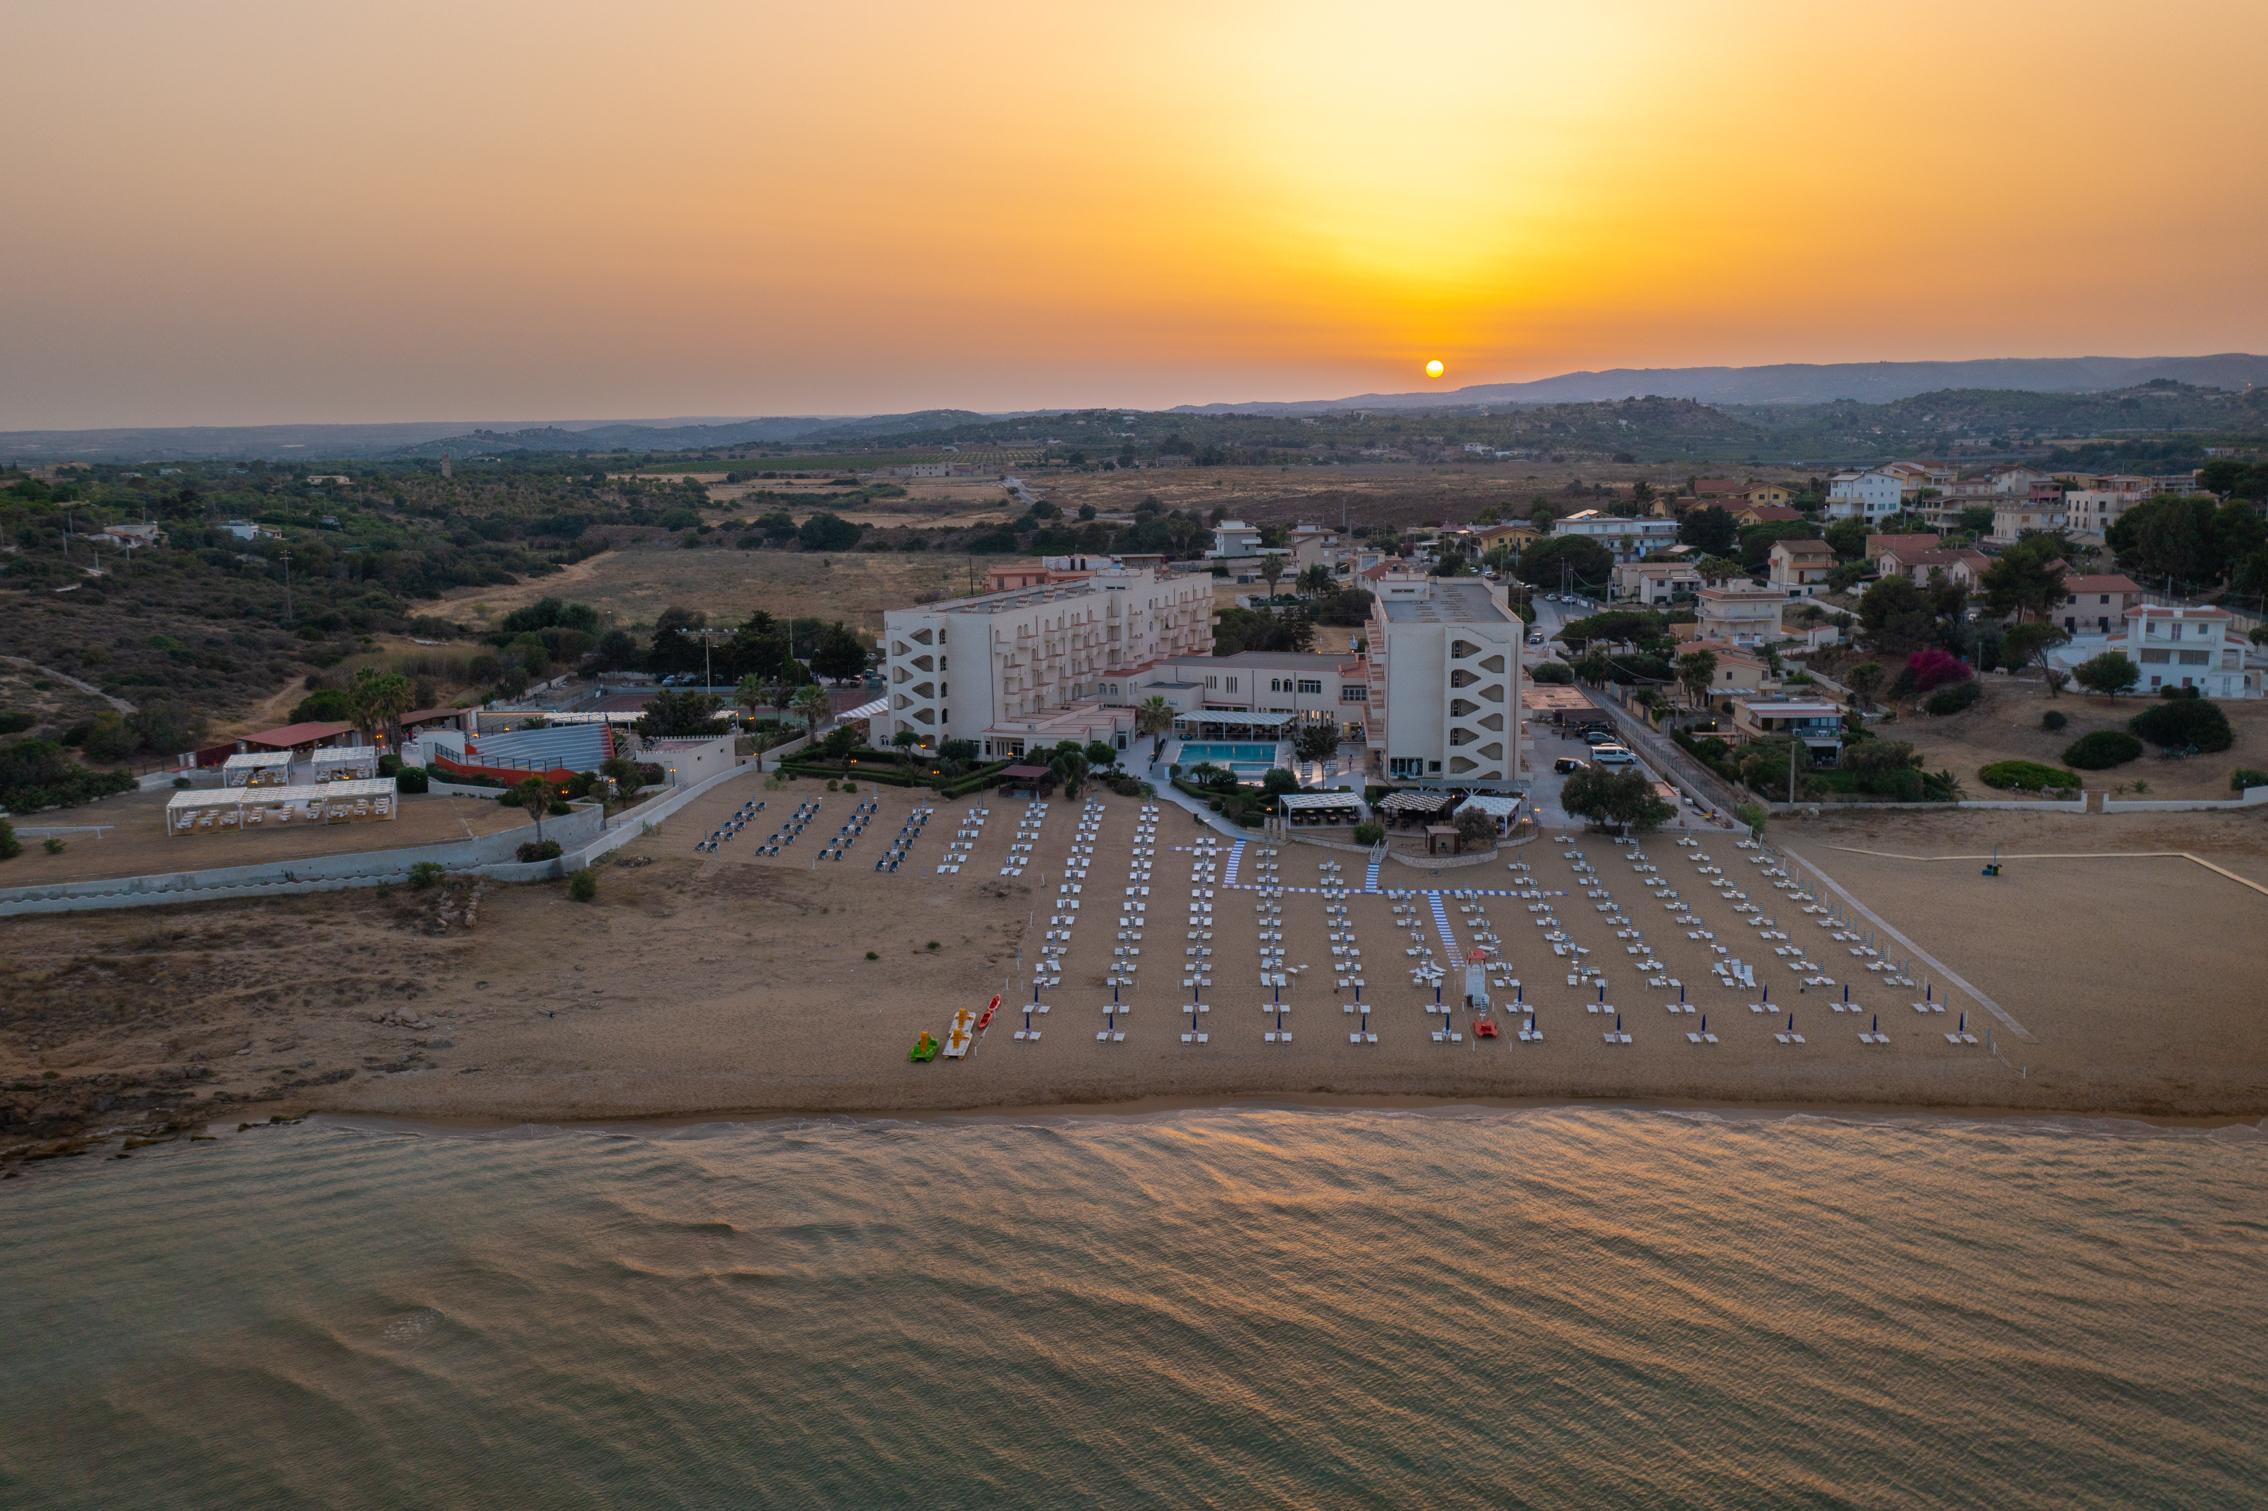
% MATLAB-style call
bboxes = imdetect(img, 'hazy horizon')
[6,0,2265,431]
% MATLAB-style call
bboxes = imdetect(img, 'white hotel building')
[1363,575,1525,786]
[876,568,1214,757]
[877,567,1528,787]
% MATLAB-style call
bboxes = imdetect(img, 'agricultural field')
[421,545,1001,638]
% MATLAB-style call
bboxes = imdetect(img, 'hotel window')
[1297,679,1323,695]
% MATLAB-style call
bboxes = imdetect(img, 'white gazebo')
[1277,790,1364,826]
[310,744,381,781]
[220,750,294,788]
[1457,791,1525,835]
[166,778,399,836]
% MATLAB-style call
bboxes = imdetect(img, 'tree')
[808,621,870,683]
[1084,740,1118,773]
[1823,518,1869,559]
[1259,767,1299,805]
[127,700,206,758]
[2000,621,2070,692]
[1954,505,1997,539]
[1675,650,1717,709]
[797,512,861,551]
[1562,766,1675,834]
[1679,506,1738,557]
[647,607,708,676]
[1842,739,1925,800]
[1454,807,1498,849]
[346,667,416,753]
[1296,563,1334,595]
[1352,820,1384,846]
[635,689,723,738]
[1514,535,1613,593]
[734,673,772,719]
[1846,660,1887,712]
[1857,577,1936,654]
[1978,538,2067,622]
[791,683,831,741]
[512,775,551,843]
[1258,553,1286,595]
[1049,747,1089,798]
[2073,650,2140,698]
[1291,721,1340,764]
[1135,696,1175,752]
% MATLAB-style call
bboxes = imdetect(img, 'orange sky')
[4,0,2265,428]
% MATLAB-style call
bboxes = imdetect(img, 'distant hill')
[1171,354,2268,415]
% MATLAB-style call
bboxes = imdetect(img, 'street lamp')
[678,626,729,690]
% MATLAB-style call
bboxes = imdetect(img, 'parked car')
[1580,728,1615,746]
[1591,744,1636,767]
[1553,756,1587,774]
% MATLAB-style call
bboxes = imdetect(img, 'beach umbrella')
[1871,1013,1879,1034]
[1700,1014,1708,1034]
[1786,1013,1796,1032]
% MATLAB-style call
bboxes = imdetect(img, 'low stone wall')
[2100,786,2268,814]
[0,803,604,916]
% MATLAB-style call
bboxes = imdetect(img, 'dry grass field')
[1884,676,2268,800]
[421,545,1002,637]
[1038,462,1817,531]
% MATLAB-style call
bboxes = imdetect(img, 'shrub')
[407,861,446,889]
[864,950,879,961]
[2072,650,2140,698]
[1528,660,1575,685]
[1352,821,1385,846]
[0,711,33,736]
[2040,710,2068,732]
[43,836,65,855]
[1979,760,2081,792]
[567,869,597,903]
[2062,730,2143,770]
[0,818,18,861]
[1906,648,1973,695]
[1923,680,1980,716]
[2129,697,2233,753]
[2231,768,2268,793]
[840,781,857,792]
[516,839,564,863]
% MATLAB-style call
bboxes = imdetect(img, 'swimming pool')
[1177,741,1282,767]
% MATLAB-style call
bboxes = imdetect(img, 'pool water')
[1176,741,1282,767]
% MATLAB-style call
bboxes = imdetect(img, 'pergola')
[999,763,1056,796]
[1277,791,1363,826]
[1457,792,1525,834]
[1173,709,1294,740]
[1374,789,1458,828]
[166,778,398,837]
[310,744,380,781]
[220,750,293,788]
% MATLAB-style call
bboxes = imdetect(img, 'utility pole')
[1788,731,1798,805]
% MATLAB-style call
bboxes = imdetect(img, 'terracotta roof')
[1773,538,1834,558]
[1866,534,1941,556]
[241,720,356,749]
[2062,574,2140,595]
[1740,504,1803,522]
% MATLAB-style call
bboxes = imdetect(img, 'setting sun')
[1425,358,1446,379]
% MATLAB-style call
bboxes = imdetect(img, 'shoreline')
[298,1087,2268,1140]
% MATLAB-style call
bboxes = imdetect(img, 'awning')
[1376,790,1458,814]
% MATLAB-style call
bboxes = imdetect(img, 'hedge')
[2062,730,2142,770]
[1979,759,2081,792]
[2231,768,2268,794]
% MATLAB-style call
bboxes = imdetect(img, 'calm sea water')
[2,1108,2263,1509]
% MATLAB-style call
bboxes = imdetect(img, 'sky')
[4,0,2266,430]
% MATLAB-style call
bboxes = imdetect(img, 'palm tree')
[1049,748,1088,799]
[1135,696,1174,758]
[347,667,416,755]
[733,673,769,722]
[1258,553,1286,596]
[791,683,831,743]
[512,775,551,843]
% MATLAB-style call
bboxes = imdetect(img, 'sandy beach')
[6,775,2266,1165]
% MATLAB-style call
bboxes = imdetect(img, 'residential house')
[1552,509,1679,563]
[2113,605,2264,699]
[1207,520,1264,560]
[2058,573,2142,635]
[1695,585,1791,649]
[1825,469,1909,522]
[1989,499,2066,545]
[1740,484,1794,510]
[1729,696,1847,761]
[1691,478,1742,499]
[1735,501,1805,527]
[1767,538,1836,597]
[1612,560,1703,606]
[1684,639,1775,698]
[1870,534,1987,588]
[93,521,164,550]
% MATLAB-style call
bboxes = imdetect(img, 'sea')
[2,1106,2263,1509]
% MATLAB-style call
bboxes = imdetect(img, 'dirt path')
[0,656,136,714]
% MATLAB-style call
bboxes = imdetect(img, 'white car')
[1590,744,1636,768]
